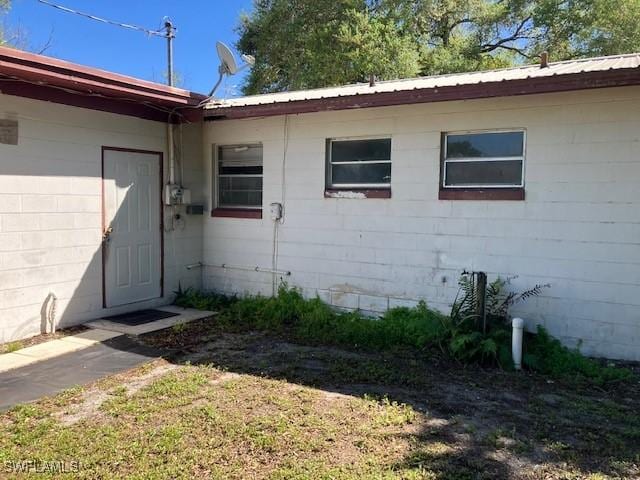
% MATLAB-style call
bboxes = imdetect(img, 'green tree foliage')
[237,0,640,94]
[237,0,419,94]
[0,1,10,46]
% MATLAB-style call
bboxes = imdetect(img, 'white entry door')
[103,149,162,307]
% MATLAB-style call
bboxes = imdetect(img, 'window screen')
[217,144,263,208]
[443,131,524,188]
[327,138,391,188]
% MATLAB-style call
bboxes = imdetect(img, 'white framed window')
[442,130,525,188]
[326,136,392,189]
[215,144,263,209]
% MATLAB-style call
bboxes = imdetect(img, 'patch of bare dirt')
[54,360,179,426]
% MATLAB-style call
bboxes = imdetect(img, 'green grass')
[2,334,638,479]
[1,341,24,354]
[0,367,428,479]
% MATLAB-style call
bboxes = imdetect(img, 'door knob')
[103,226,113,242]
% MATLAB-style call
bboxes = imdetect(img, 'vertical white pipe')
[512,317,524,370]
[168,122,175,185]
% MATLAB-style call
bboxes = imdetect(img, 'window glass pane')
[217,144,263,209]
[218,144,263,171]
[218,176,263,207]
[446,132,523,158]
[332,163,391,185]
[445,160,522,186]
[331,138,391,163]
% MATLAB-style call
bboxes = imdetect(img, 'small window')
[326,137,392,189]
[216,144,263,210]
[442,130,525,188]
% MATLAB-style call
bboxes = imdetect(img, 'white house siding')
[203,86,640,361]
[0,95,204,343]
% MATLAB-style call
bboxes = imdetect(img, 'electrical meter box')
[270,202,283,221]
[164,184,192,206]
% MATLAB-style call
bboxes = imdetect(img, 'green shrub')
[523,326,633,384]
[174,282,632,385]
[174,285,236,312]
[446,273,549,366]
[216,285,447,352]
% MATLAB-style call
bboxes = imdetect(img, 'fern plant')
[452,273,549,329]
[485,276,550,322]
[447,272,549,365]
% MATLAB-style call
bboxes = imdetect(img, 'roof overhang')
[0,46,206,122]
[204,67,640,121]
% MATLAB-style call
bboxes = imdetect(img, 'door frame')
[101,146,164,308]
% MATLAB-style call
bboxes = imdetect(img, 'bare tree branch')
[479,16,532,53]
[490,44,532,58]
[35,27,55,54]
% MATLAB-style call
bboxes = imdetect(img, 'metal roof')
[204,53,640,118]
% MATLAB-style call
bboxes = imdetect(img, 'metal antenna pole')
[164,19,175,86]
[164,18,177,190]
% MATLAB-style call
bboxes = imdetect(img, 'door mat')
[102,309,179,326]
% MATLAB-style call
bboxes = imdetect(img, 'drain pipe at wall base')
[512,317,524,370]
[188,262,291,276]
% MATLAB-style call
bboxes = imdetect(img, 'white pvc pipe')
[211,263,292,276]
[167,123,175,184]
[512,317,524,370]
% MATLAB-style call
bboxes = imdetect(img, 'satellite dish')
[216,41,238,75]
[203,41,256,99]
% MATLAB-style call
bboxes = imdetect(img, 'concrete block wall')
[0,95,203,343]
[203,86,640,361]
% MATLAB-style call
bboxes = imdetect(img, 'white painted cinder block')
[202,87,640,361]
[0,95,204,344]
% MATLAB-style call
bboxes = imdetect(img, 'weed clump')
[174,285,236,312]
[175,283,632,385]
[214,285,448,351]
[524,326,633,384]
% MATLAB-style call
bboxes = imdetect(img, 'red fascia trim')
[212,208,263,219]
[0,79,179,122]
[324,188,391,199]
[439,188,525,201]
[0,46,206,121]
[1,46,186,94]
[0,46,206,107]
[205,68,640,120]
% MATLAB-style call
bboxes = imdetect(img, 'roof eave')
[204,67,640,120]
[0,46,207,122]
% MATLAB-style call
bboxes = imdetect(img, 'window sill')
[211,208,263,219]
[324,188,391,199]
[439,188,524,201]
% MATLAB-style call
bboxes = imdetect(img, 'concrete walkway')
[0,307,214,375]
[86,306,216,336]
[0,335,164,411]
[0,329,121,373]
[0,307,215,410]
